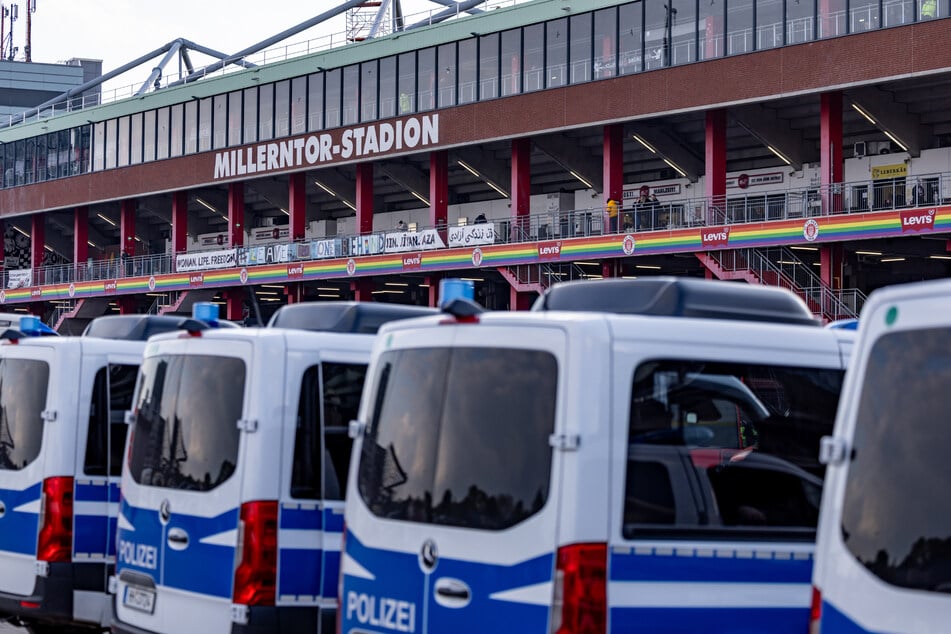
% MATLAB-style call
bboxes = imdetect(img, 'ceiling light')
[318,294,339,298]
[929,255,951,260]
[790,246,818,251]
[635,264,662,270]
[385,282,409,287]
[13,226,29,237]
[87,240,98,247]
[851,103,876,125]
[662,158,687,178]
[633,134,657,153]
[314,181,337,197]
[411,191,430,206]
[196,197,218,213]
[280,207,290,216]
[97,213,117,226]
[855,250,882,256]
[880,257,905,262]
[882,130,908,152]
[457,159,481,178]
[767,145,792,166]
[569,170,594,189]
[777,260,800,265]
[317,286,340,291]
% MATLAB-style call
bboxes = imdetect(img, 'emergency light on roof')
[0,315,59,341]
[533,277,819,326]
[826,318,859,330]
[439,278,484,321]
[193,302,220,326]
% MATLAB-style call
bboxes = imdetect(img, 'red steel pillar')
[350,278,374,302]
[430,150,448,239]
[284,283,303,304]
[171,191,189,255]
[820,244,844,289]
[705,109,727,225]
[426,274,442,307]
[31,213,45,270]
[228,183,244,247]
[223,288,246,321]
[117,296,137,314]
[604,124,624,232]
[289,172,307,242]
[820,91,844,215]
[509,288,534,311]
[120,199,136,257]
[356,163,374,235]
[511,138,531,240]
[73,206,89,272]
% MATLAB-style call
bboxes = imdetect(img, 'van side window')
[291,362,367,500]
[623,360,842,539]
[0,359,49,471]
[357,347,557,530]
[85,364,138,476]
[841,327,951,594]
[128,355,245,491]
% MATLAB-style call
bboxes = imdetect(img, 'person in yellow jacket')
[921,0,936,18]
[606,198,620,233]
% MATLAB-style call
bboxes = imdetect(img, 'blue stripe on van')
[74,480,121,558]
[323,549,340,598]
[610,547,813,583]
[610,606,808,634]
[324,508,344,532]
[819,601,878,633]
[280,506,321,530]
[0,483,41,555]
[162,508,239,598]
[279,548,322,598]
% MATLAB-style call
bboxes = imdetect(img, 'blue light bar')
[19,315,44,336]
[439,278,474,308]
[193,302,220,326]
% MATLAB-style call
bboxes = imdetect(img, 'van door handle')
[167,528,189,551]
[433,578,471,608]
[0,500,5,518]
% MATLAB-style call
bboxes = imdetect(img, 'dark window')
[478,35,499,100]
[199,97,213,152]
[342,65,359,126]
[117,116,130,168]
[213,94,227,149]
[397,53,416,114]
[842,328,951,593]
[500,29,521,97]
[437,43,456,107]
[546,18,568,87]
[128,355,244,491]
[0,359,49,471]
[291,363,367,500]
[361,60,378,122]
[74,125,91,174]
[170,103,184,158]
[623,359,843,539]
[308,72,324,131]
[275,80,291,137]
[227,92,242,147]
[85,364,138,476]
[291,76,307,134]
[523,24,544,91]
[379,57,396,118]
[156,106,171,159]
[259,84,274,141]
[569,13,593,83]
[143,110,156,161]
[243,87,258,144]
[418,47,436,111]
[358,347,557,530]
[325,69,342,128]
[457,39,478,103]
[619,2,643,74]
[594,7,618,79]
[700,0,726,58]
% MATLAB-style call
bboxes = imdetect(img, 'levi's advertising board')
[700,226,731,247]
[899,208,937,233]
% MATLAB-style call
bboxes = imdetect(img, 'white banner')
[7,268,32,289]
[383,229,446,253]
[448,224,496,248]
[175,249,237,272]
[249,226,290,245]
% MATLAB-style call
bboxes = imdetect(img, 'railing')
[3,171,949,295]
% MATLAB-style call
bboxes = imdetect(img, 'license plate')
[123,585,156,614]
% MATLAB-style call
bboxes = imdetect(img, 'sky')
[8,0,491,97]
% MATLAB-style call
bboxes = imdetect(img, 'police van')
[812,278,951,633]
[0,313,210,632]
[340,277,855,634]
[111,302,435,634]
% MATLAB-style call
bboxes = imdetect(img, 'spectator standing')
[396,220,407,231]
[606,198,620,233]
[635,186,651,230]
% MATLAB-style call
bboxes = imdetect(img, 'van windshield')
[624,359,844,539]
[0,359,49,470]
[128,354,245,491]
[357,347,558,530]
[841,327,951,593]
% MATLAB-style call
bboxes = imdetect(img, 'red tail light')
[551,543,607,634]
[37,476,74,563]
[232,500,278,606]
[809,586,822,634]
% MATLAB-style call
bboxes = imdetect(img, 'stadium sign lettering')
[213,115,439,180]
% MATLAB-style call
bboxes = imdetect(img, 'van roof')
[81,315,198,341]
[533,277,819,326]
[267,301,438,334]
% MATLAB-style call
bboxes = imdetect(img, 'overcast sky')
[11,0,493,96]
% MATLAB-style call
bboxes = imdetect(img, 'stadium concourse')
[0,0,949,331]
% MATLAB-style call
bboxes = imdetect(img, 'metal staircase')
[696,248,865,322]
[497,261,599,294]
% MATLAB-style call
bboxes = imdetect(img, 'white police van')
[111,302,435,634]
[812,278,951,633]
[340,277,855,634]
[0,312,208,632]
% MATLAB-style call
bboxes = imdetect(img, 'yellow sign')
[872,163,908,179]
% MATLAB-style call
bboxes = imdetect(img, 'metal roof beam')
[732,104,806,171]
[627,122,703,182]
[405,0,489,30]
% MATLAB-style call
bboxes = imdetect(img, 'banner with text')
[448,224,496,247]
[384,229,446,253]
[6,268,32,289]
[176,249,237,272]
